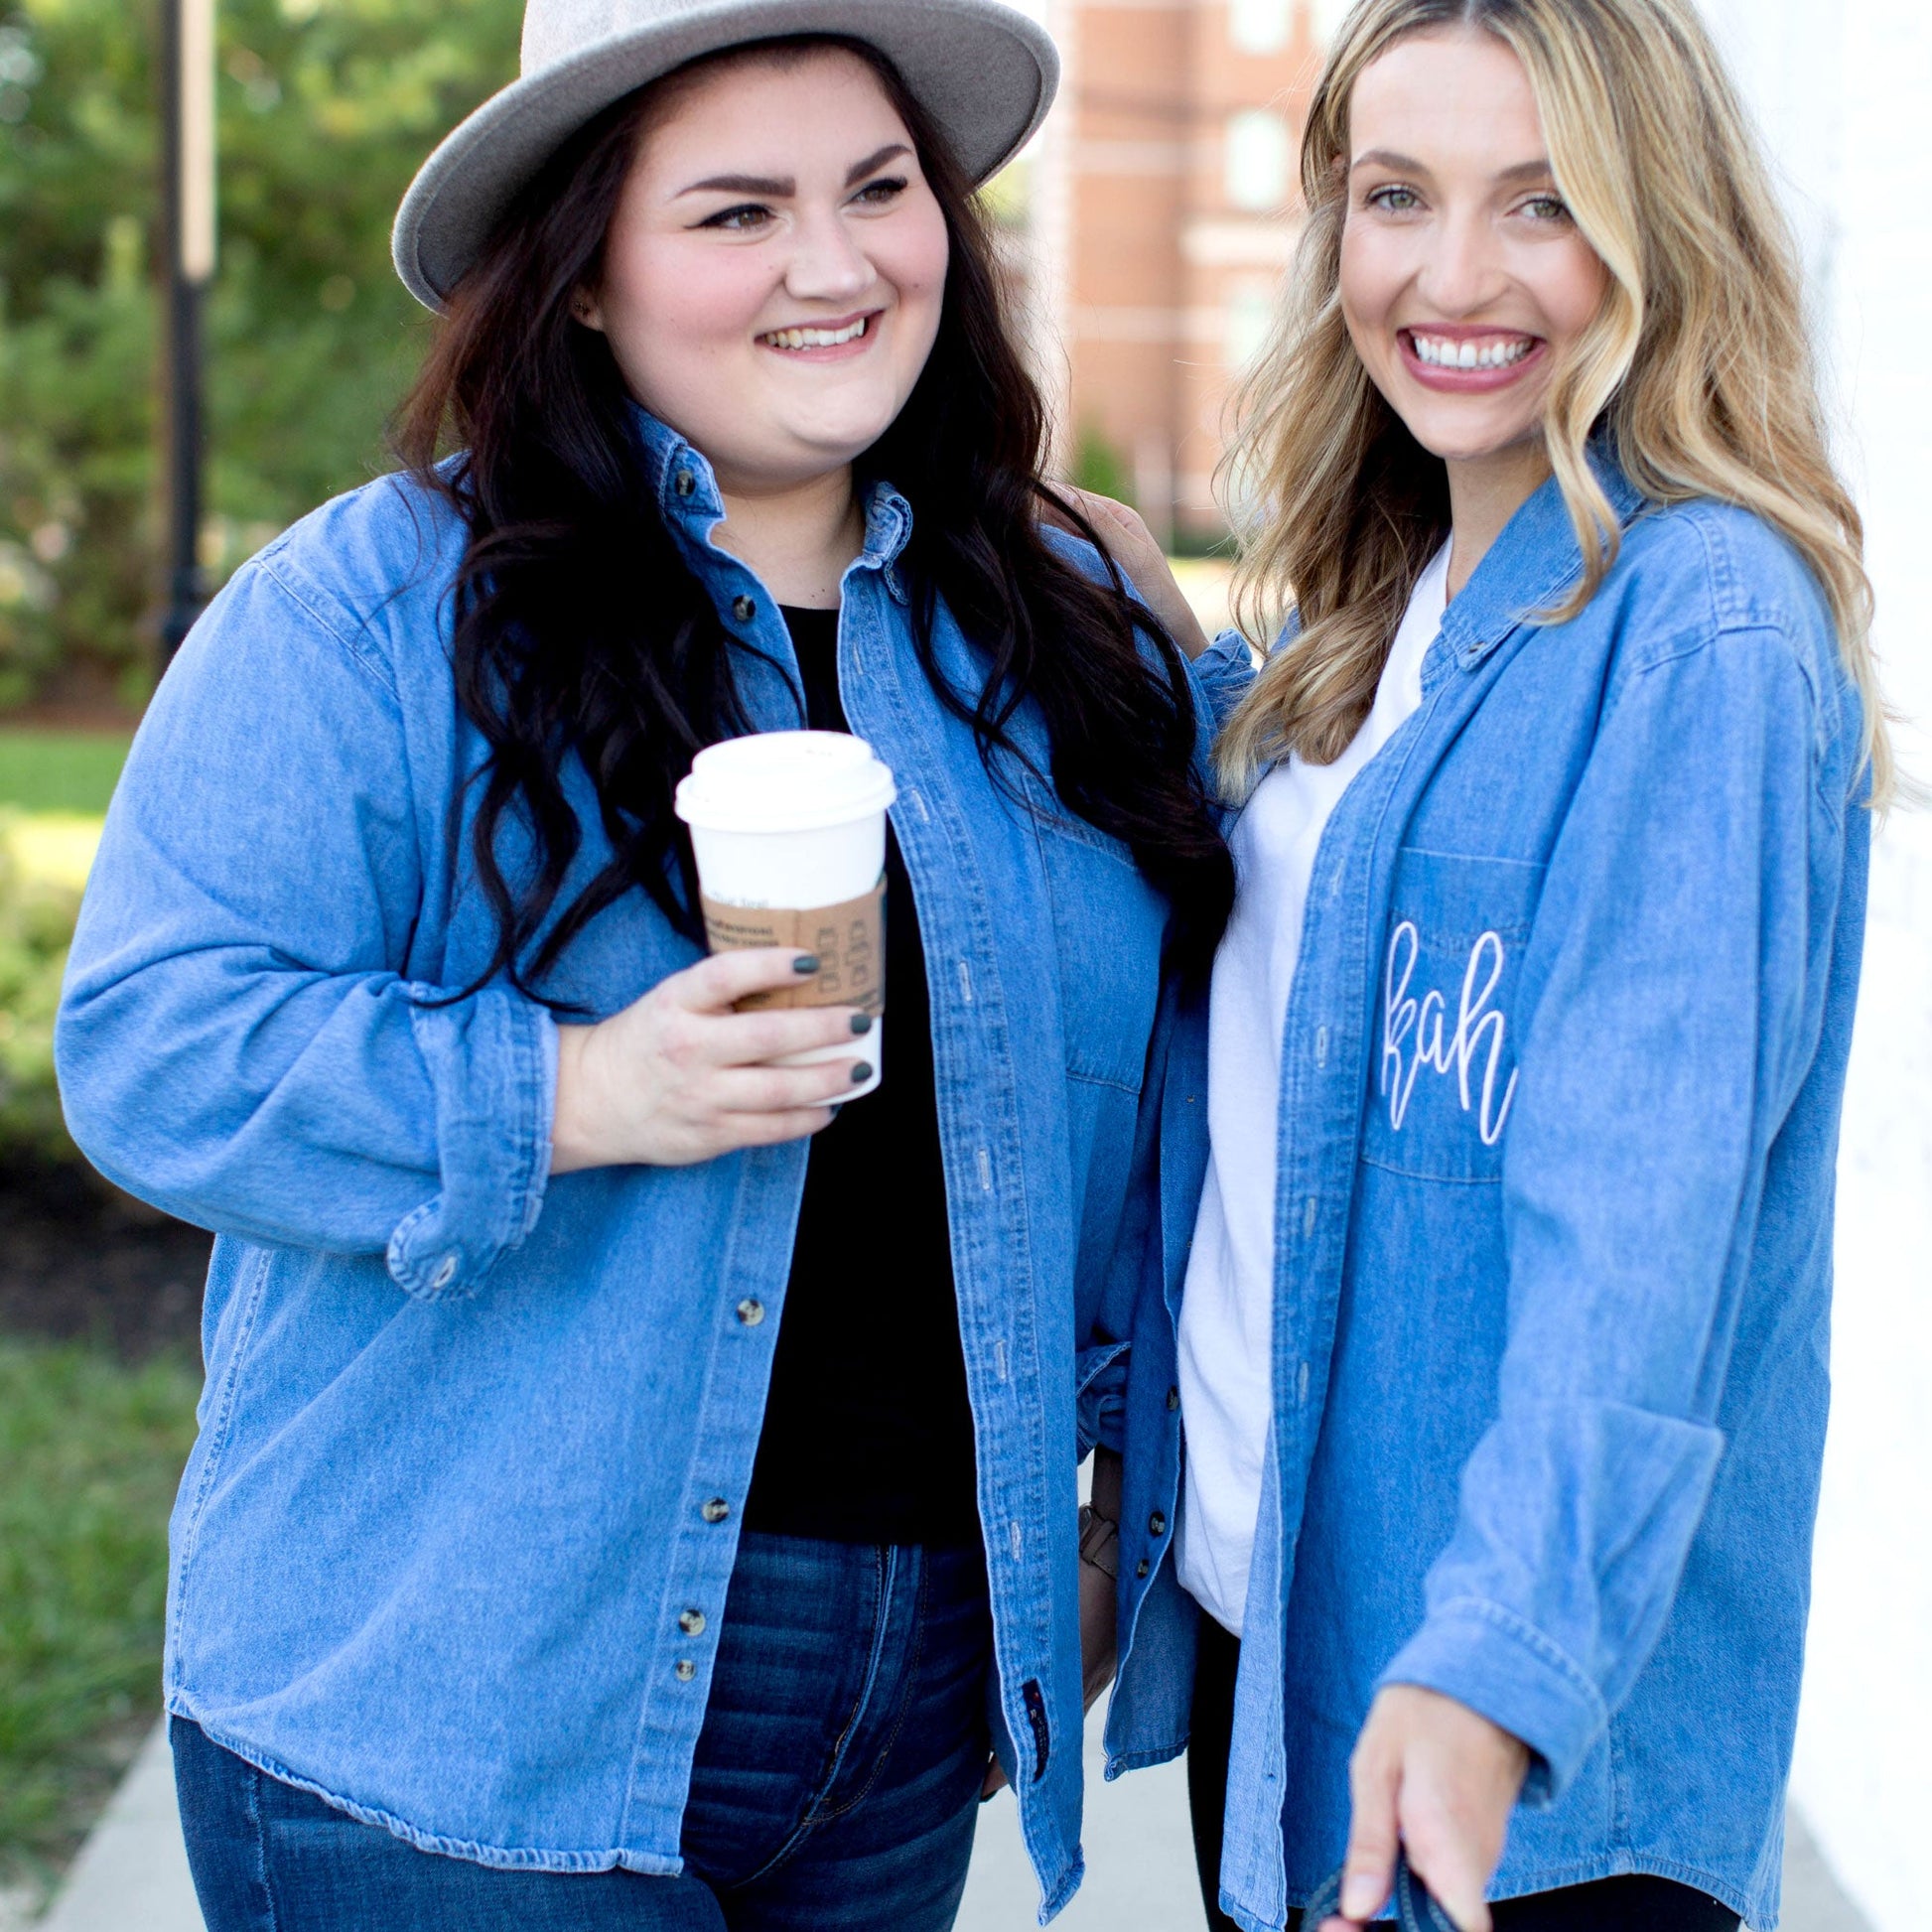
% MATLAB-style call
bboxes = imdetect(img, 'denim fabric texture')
[1112,460,1869,1932]
[56,408,1235,1919]
[175,1533,993,1931]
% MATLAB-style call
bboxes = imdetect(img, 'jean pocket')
[1362,847,1545,1182]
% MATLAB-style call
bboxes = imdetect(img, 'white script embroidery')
[1380,921,1519,1147]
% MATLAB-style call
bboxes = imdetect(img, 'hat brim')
[392,0,1058,310]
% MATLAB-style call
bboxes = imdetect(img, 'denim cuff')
[1377,1595,1607,1805]
[386,989,557,1301]
[1076,1339,1132,1459]
[1189,628,1258,734]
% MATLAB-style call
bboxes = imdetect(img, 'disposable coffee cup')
[674,731,897,1100]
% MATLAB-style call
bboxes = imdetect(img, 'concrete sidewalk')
[31,1710,1871,1931]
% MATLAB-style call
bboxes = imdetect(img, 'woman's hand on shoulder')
[1322,1685,1529,1932]
[550,949,873,1172]
[1043,486,1213,661]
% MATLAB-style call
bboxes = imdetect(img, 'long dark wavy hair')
[397,36,1233,999]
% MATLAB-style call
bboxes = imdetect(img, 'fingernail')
[850,1013,874,1035]
[1341,1875,1379,1918]
[792,954,820,975]
[849,1061,873,1083]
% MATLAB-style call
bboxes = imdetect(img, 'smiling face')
[579,47,950,498]
[1338,27,1608,469]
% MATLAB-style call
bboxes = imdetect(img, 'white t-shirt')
[1175,544,1452,1636]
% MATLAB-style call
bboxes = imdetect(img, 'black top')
[742,606,981,1547]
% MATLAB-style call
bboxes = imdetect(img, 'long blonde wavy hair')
[1215,0,1896,806]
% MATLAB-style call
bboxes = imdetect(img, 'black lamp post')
[158,0,215,665]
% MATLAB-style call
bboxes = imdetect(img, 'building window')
[1224,282,1276,373]
[1229,0,1292,54]
[1224,110,1291,211]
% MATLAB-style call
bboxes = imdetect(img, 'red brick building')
[1026,0,1333,544]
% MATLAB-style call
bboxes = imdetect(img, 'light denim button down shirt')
[55,411,1234,1919]
[1111,463,1869,1932]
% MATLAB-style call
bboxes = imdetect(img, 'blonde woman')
[1097,2,1890,1928]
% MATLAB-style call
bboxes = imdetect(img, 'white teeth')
[1409,332,1535,369]
[763,318,870,350]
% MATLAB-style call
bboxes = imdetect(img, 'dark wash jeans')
[1187,1618,1741,1932]
[175,1535,992,1932]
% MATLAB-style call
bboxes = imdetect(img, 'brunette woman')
[1110,2,1888,1929]
[54,4,1234,1926]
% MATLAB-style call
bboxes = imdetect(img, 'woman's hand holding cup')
[551,947,873,1173]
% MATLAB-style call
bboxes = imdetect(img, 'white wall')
[1696,4,1932,1928]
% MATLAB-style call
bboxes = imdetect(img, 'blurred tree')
[0,0,522,709]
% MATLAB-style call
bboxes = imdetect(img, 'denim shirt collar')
[627,402,914,604]
[1426,446,1649,692]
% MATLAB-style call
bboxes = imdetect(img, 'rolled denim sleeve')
[56,556,554,1301]
[1379,620,1843,1796]
[1076,1339,1132,1461]
[1186,627,1257,735]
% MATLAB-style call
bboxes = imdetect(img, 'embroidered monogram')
[1380,920,1519,1146]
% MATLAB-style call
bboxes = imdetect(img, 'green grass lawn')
[0,1340,200,1893]
[0,732,133,815]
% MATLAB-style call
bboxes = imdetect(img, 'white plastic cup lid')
[674,731,897,836]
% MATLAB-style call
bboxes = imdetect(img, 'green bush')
[1070,422,1135,507]
[0,1338,201,1888]
[0,812,79,1160]
[0,0,522,707]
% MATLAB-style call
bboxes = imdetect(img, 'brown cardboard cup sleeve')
[702,875,887,1014]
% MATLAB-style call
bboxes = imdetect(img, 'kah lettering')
[1380,920,1519,1147]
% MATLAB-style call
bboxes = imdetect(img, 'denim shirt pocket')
[1362,848,1546,1182]
[1026,779,1166,1094]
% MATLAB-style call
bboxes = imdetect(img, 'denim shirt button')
[701,1497,730,1523]
[736,1298,764,1326]
[678,1608,706,1636]
[431,1255,457,1290]
[674,1659,696,1682]
[1136,1559,1149,1580]
[1148,1511,1167,1537]
[1167,1386,1179,1411]
[674,471,695,497]
[731,594,756,622]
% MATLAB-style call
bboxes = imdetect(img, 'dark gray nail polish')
[850,1013,874,1035]
[849,1061,873,1084]
[792,954,821,975]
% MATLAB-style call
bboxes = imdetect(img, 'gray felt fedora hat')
[392,0,1059,310]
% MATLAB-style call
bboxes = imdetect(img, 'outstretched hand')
[1319,1686,1529,1932]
